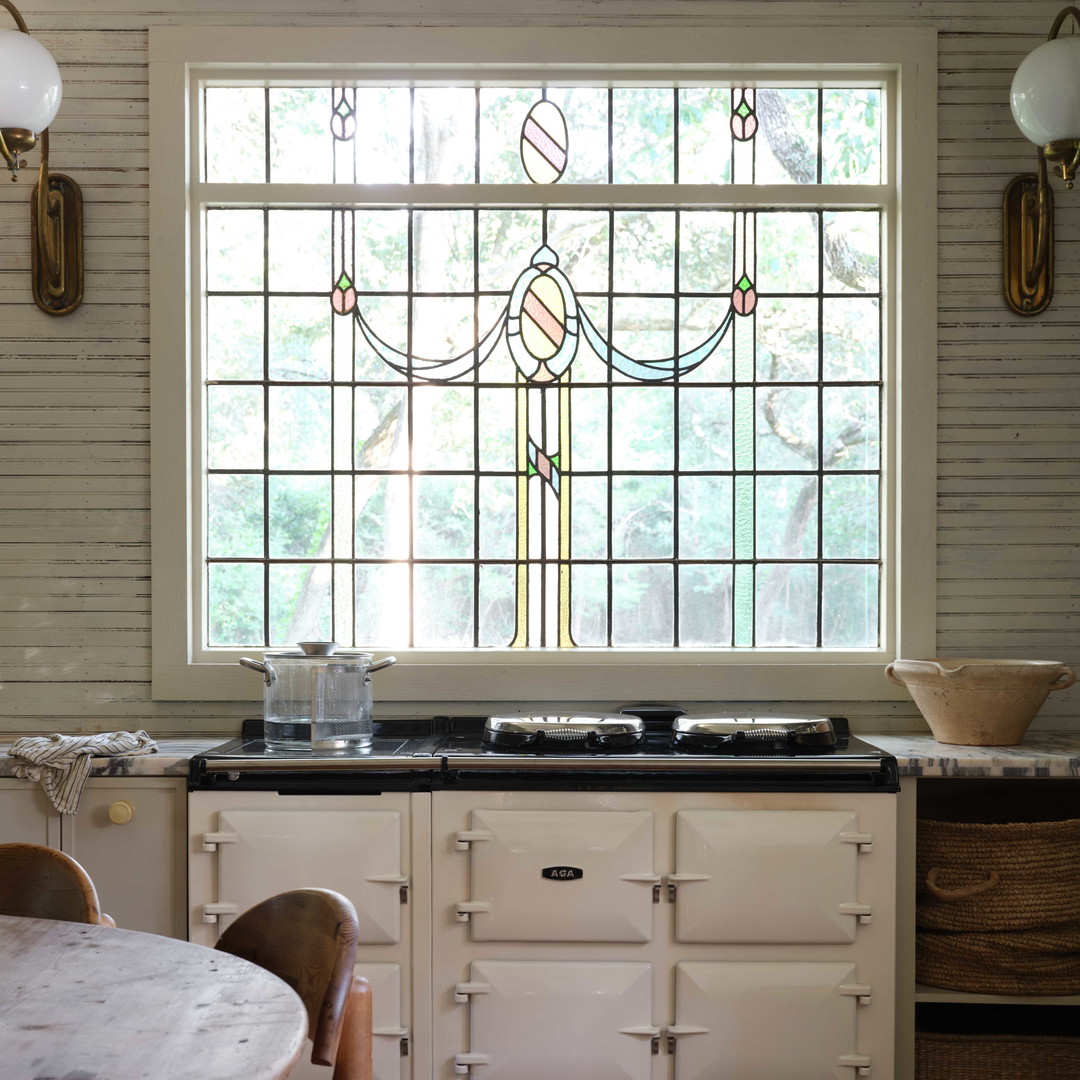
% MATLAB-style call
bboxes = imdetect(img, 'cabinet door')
[672,961,869,1080]
[674,809,867,943]
[61,778,186,938]
[459,808,656,941]
[361,963,408,1080]
[213,807,405,943]
[0,780,60,846]
[458,960,655,1080]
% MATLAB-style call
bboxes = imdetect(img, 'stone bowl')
[885,657,1076,746]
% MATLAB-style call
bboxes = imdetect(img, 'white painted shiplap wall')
[0,0,1077,735]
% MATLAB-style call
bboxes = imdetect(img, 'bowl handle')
[1049,667,1077,692]
[884,662,905,687]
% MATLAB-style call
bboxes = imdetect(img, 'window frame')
[149,24,937,703]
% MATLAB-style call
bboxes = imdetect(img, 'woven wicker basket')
[917,923,1080,995]
[915,1032,1080,1080]
[916,788,1080,931]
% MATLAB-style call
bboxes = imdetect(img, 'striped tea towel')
[10,730,158,814]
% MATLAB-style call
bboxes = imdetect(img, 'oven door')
[457,960,657,1080]
[670,961,872,1080]
[454,807,658,942]
[672,809,873,943]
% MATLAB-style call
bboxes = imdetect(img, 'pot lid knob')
[297,641,339,656]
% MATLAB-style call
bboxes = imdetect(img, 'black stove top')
[189,714,899,793]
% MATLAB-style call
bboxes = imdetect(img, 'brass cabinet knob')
[107,800,135,825]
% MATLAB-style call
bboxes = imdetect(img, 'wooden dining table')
[0,912,308,1079]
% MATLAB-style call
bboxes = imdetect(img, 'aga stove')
[188,711,898,1080]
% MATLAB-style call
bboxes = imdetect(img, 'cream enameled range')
[188,714,899,1080]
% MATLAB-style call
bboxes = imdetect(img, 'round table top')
[1,913,307,1080]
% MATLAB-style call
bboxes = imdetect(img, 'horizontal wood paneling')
[0,0,1076,734]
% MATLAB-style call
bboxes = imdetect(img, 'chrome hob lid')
[672,715,837,752]
[483,713,645,751]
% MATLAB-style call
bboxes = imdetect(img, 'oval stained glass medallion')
[520,99,568,184]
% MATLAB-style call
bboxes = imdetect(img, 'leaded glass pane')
[205,209,263,291]
[205,88,265,183]
[207,386,262,470]
[269,563,332,645]
[822,474,879,559]
[679,476,733,559]
[821,89,882,185]
[756,563,818,646]
[756,475,819,559]
[612,563,673,645]
[679,564,734,646]
[268,475,331,558]
[269,88,333,182]
[268,387,331,471]
[822,563,879,647]
[414,564,473,646]
[208,563,264,645]
[268,298,331,381]
[208,475,264,558]
[413,88,476,183]
[206,296,263,381]
[268,210,332,292]
[413,475,474,560]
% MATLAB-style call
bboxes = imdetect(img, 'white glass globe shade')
[0,28,62,133]
[1011,35,1080,145]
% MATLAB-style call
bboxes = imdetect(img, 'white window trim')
[149,24,937,703]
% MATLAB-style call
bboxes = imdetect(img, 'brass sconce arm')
[0,0,83,315]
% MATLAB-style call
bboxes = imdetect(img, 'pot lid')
[485,713,645,737]
[262,642,373,661]
[672,715,836,747]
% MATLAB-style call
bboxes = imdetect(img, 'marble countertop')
[2,733,1079,780]
[0,738,226,780]
[862,733,1080,778]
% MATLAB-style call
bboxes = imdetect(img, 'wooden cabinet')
[0,776,186,938]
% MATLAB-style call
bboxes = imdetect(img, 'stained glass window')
[201,84,884,651]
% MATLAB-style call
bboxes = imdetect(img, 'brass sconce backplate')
[30,170,83,315]
[1003,172,1054,316]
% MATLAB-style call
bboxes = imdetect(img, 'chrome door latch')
[664,871,710,901]
[454,900,493,923]
[200,831,237,853]
[839,1054,872,1076]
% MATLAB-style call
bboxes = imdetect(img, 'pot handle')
[367,655,397,676]
[1049,667,1077,692]
[240,657,276,687]
[884,662,905,687]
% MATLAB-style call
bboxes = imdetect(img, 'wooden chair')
[215,888,373,1080]
[0,842,115,926]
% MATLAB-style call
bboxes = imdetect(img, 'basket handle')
[924,867,1001,901]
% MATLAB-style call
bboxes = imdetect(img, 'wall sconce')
[0,0,82,315]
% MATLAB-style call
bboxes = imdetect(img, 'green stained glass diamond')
[736,274,752,292]
[336,272,353,290]
[736,100,752,118]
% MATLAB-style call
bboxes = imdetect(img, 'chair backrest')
[0,842,108,924]
[214,888,370,1079]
